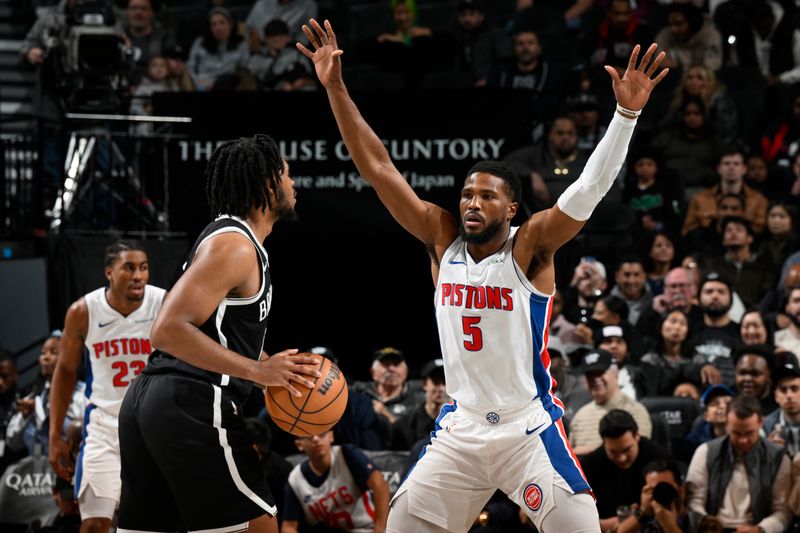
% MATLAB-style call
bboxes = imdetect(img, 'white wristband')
[616,103,642,117]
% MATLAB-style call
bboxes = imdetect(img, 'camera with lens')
[48,0,131,112]
[652,482,679,508]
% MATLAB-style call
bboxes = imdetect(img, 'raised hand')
[296,19,344,89]
[605,43,669,112]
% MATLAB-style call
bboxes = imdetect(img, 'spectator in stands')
[776,287,800,356]
[745,154,788,202]
[550,337,591,424]
[686,272,740,386]
[610,256,653,328]
[740,309,774,347]
[624,148,684,239]
[682,146,769,235]
[652,96,719,197]
[597,324,667,397]
[393,358,446,449]
[281,431,390,533]
[505,116,590,211]
[686,384,734,452]
[163,45,194,91]
[0,349,24,475]
[5,331,84,457]
[187,6,249,91]
[645,232,678,296]
[590,0,652,70]
[573,294,626,346]
[684,192,744,258]
[129,55,175,135]
[246,0,317,43]
[581,410,670,532]
[450,0,511,87]
[563,256,608,325]
[122,0,176,83]
[639,267,702,340]
[705,216,776,309]
[569,349,652,455]
[668,64,739,145]
[566,92,606,152]
[762,93,800,168]
[758,202,799,273]
[550,288,579,345]
[352,347,421,428]
[686,394,792,533]
[486,30,562,123]
[735,344,779,415]
[655,2,722,71]
[247,19,314,91]
[764,360,800,458]
[616,459,690,533]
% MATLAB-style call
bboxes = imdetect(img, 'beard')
[701,301,732,318]
[459,218,504,245]
[274,186,298,221]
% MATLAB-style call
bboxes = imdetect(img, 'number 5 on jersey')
[462,316,483,351]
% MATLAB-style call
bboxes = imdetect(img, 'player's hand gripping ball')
[265,353,348,436]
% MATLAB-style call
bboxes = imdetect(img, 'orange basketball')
[264,353,348,437]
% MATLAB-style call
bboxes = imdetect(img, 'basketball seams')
[296,375,348,415]
[288,356,327,433]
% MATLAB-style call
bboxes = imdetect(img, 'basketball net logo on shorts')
[523,483,543,512]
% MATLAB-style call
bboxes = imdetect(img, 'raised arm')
[298,19,458,264]
[515,44,668,279]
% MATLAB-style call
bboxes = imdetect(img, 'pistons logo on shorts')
[523,483,543,512]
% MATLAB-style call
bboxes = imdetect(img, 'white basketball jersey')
[288,446,376,533]
[435,227,562,419]
[83,285,166,417]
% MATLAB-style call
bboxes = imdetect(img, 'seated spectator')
[549,288,579,345]
[581,410,670,532]
[764,360,800,458]
[616,459,690,533]
[247,19,314,91]
[563,256,608,325]
[566,92,606,152]
[486,30,562,122]
[624,148,684,239]
[686,272,740,387]
[745,153,789,203]
[245,0,317,43]
[638,267,703,342]
[686,384,734,452]
[450,0,511,87]
[667,64,739,146]
[352,348,421,428]
[596,325,660,398]
[740,309,775,347]
[163,45,195,92]
[682,146,769,235]
[758,202,799,273]
[610,256,653,328]
[5,331,84,457]
[129,55,175,135]
[775,286,800,356]
[505,116,590,212]
[549,337,591,425]
[644,232,679,296]
[590,0,652,70]
[651,96,719,196]
[281,431,390,533]
[684,192,744,259]
[762,94,800,168]
[654,2,722,71]
[121,0,176,83]
[573,294,625,346]
[244,417,293,521]
[704,216,776,309]
[392,358,447,450]
[569,349,652,455]
[735,344,779,415]
[187,7,249,91]
[0,349,24,476]
[686,394,792,533]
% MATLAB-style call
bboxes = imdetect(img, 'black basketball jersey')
[145,215,272,403]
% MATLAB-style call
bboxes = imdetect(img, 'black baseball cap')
[579,349,614,375]
[700,271,732,293]
[309,346,338,366]
[458,0,483,11]
[775,361,800,384]
[421,358,445,380]
[373,347,404,364]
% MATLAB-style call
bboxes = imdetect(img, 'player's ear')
[508,201,518,221]
[104,265,112,281]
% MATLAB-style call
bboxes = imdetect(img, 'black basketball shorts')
[117,373,276,532]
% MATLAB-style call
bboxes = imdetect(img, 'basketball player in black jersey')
[117,135,321,533]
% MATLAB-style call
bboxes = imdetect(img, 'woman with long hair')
[740,309,775,347]
[668,64,739,144]
[644,232,678,296]
[758,202,799,271]
[187,7,249,90]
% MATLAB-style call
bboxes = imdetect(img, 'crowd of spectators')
[11,0,800,531]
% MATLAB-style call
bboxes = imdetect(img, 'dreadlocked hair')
[205,135,284,218]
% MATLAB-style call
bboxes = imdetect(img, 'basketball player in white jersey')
[300,20,668,532]
[48,241,166,533]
